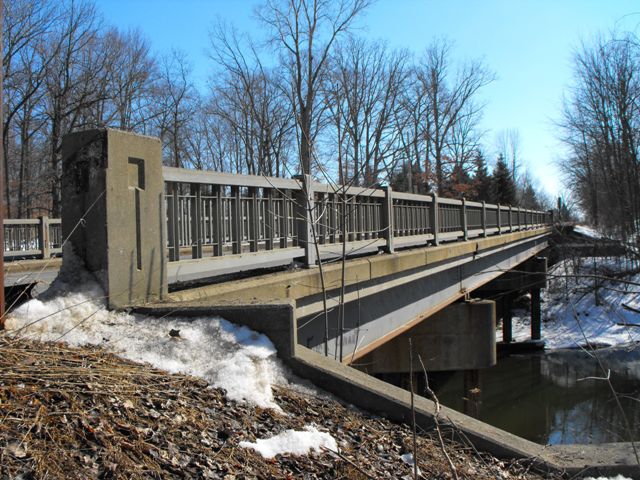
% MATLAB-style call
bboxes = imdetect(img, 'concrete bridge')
[6,128,552,368]
[5,128,553,366]
[5,129,637,476]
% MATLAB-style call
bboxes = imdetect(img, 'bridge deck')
[161,226,550,361]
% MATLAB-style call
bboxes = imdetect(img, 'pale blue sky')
[99,0,640,198]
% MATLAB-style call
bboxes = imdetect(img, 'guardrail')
[162,167,553,266]
[3,217,62,259]
[3,173,552,267]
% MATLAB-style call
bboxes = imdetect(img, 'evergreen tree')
[471,151,492,201]
[491,154,516,205]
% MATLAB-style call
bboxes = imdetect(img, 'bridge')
[5,129,637,477]
[4,128,552,366]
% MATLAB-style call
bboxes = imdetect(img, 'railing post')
[481,201,487,237]
[382,185,395,253]
[265,189,274,251]
[328,193,337,244]
[509,205,513,232]
[213,185,224,256]
[38,216,50,259]
[249,187,259,253]
[461,198,468,241]
[280,190,290,249]
[430,193,439,245]
[190,183,202,259]
[168,182,180,261]
[497,204,502,234]
[294,174,316,267]
[232,186,242,255]
[517,207,522,230]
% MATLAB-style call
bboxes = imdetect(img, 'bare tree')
[208,23,294,176]
[258,0,371,176]
[417,38,493,194]
[2,0,60,216]
[325,38,408,186]
[155,50,197,168]
[496,128,521,184]
[559,31,640,239]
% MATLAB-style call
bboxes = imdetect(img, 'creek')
[432,346,640,445]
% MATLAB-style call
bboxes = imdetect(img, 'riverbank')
[0,336,548,479]
[500,255,640,349]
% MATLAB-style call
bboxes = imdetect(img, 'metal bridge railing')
[3,171,553,268]
[3,217,62,259]
[162,167,553,265]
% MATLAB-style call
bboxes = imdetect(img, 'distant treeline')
[560,31,640,240]
[3,0,548,218]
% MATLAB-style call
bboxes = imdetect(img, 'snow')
[239,425,337,458]
[583,476,632,480]
[573,224,604,239]
[497,256,640,349]
[400,453,422,476]
[5,247,290,410]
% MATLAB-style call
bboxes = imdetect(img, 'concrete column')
[502,294,513,343]
[430,193,439,245]
[191,183,203,258]
[382,185,395,253]
[232,186,242,254]
[61,129,167,309]
[38,216,50,259]
[481,201,487,237]
[530,288,541,340]
[461,198,468,241]
[294,174,316,267]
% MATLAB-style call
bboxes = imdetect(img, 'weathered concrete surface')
[61,129,167,308]
[165,228,549,361]
[166,227,551,305]
[359,300,496,373]
[137,301,640,478]
[135,301,297,359]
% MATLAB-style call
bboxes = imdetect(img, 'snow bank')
[5,249,289,410]
[573,225,603,239]
[499,257,640,349]
[239,426,337,458]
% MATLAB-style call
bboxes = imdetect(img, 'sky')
[98,0,640,199]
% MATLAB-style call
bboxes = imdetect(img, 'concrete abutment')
[61,129,167,308]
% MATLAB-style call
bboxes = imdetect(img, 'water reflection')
[432,346,640,444]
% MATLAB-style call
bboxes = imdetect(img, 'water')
[432,347,640,445]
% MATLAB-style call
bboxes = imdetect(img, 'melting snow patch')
[400,453,422,476]
[583,476,632,480]
[6,253,289,410]
[573,225,603,239]
[239,426,337,458]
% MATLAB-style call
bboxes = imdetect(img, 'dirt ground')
[0,336,559,479]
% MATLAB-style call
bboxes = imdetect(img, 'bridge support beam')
[61,129,167,308]
[358,300,496,374]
